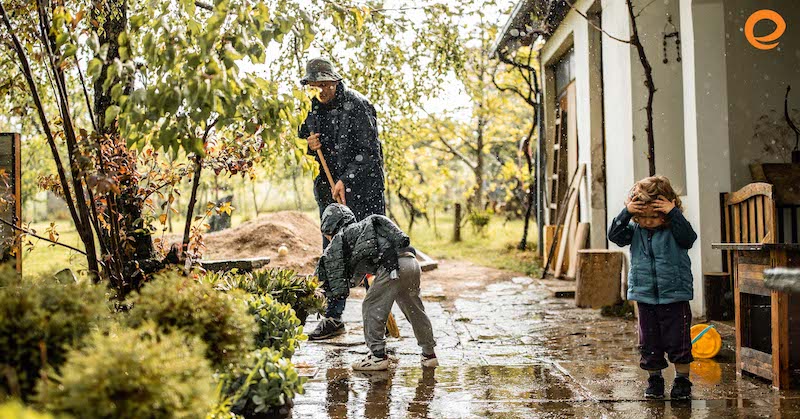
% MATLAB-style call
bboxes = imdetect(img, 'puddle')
[291,275,800,418]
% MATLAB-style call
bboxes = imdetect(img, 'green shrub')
[37,323,215,419]
[0,275,109,399]
[0,400,54,418]
[214,269,325,323]
[225,348,306,417]
[467,210,492,235]
[247,294,306,358]
[126,272,256,370]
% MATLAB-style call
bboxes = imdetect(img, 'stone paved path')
[291,260,800,418]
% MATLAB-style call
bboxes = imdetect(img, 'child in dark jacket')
[314,204,438,371]
[608,176,698,400]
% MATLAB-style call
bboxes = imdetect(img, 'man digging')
[298,57,387,340]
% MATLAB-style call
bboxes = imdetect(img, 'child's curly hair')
[628,176,683,211]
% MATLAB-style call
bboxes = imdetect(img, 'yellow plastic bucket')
[691,324,722,359]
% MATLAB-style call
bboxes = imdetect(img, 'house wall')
[629,0,688,194]
[723,0,800,190]
[680,0,732,316]
[541,0,607,248]
[601,0,635,247]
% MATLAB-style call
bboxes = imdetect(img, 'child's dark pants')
[637,301,694,370]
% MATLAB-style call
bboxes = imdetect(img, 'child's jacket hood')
[320,203,356,236]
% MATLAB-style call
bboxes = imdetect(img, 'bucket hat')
[300,57,343,85]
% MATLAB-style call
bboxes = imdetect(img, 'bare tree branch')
[564,0,633,44]
[0,217,87,255]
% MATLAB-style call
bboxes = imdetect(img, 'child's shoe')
[421,353,439,368]
[644,375,665,399]
[308,318,345,340]
[352,353,390,371]
[670,376,692,400]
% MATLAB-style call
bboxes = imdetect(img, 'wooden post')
[453,203,462,242]
[0,133,21,273]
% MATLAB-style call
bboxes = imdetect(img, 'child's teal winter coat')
[608,207,698,305]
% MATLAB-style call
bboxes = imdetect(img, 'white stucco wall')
[680,0,732,316]
[629,0,688,194]
[601,0,635,248]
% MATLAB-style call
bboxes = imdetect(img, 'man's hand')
[333,180,347,205]
[625,198,646,214]
[308,132,321,151]
[652,196,676,214]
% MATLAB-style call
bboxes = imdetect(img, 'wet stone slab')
[291,273,800,418]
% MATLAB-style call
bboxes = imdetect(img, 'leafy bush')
[247,293,306,357]
[0,400,54,418]
[467,210,492,235]
[225,348,306,418]
[213,269,325,323]
[0,275,109,399]
[37,323,215,419]
[126,272,256,370]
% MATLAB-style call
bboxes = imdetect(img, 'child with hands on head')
[608,176,698,401]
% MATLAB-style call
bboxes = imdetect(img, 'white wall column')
[680,0,732,316]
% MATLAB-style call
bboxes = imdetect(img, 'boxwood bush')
[125,272,255,370]
[0,274,109,399]
[37,323,215,419]
[0,400,54,418]
[246,293,306,357]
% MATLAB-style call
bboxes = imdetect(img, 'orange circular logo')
[745,10,786,50]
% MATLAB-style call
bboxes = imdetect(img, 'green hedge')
[126,272,256,370]
[37,323,215,419]
[0,273,109,399]
[0,400,54,418]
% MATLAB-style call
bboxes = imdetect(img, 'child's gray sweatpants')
[362,254,436,356]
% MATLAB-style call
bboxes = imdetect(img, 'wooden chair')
[720,183,778,270]
[717,182,800,388]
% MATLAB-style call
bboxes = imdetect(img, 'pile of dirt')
[170,211,323,274]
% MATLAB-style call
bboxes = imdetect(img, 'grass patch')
[395,211,542,276]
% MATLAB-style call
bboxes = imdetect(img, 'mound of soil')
[170,211,323,274]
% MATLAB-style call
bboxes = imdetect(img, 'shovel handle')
[316,148,343,204]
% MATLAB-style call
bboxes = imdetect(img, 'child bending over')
[314,203,438,371]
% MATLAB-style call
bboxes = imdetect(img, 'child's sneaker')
[352,354,390,371]
[308,318,345,341]
[670,376,692,400]
[644,375,665,399]
[421,353,439,368]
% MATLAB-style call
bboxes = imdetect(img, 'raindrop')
[355,154,364,162]
[343,101,354,111]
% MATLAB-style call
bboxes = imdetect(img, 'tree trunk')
[453,203,462,242]
[519,122,537,250]
[182,157,203,256]
[474,116,485,210]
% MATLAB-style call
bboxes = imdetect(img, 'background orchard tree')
[0,0,467,293]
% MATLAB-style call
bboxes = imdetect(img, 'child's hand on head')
[652,196,676,214]
[625,197,647,214]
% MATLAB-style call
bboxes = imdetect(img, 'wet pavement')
[291,260,800,418]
